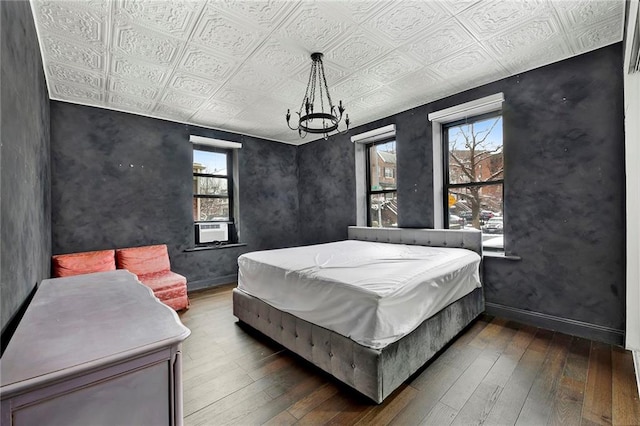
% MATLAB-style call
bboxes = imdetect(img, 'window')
[444,112,504,250]
[352,124,396,227]
[367,140,398,228]
[190,135,242,247]
[193,146,233,237]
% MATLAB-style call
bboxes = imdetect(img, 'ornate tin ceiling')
[31,0,625,145]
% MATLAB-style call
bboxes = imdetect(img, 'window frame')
[366,138,398,228]
[442,111,504,248]
[193,145,234,225]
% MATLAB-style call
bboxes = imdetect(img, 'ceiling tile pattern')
[111,55,168,84]
[31,0,625,145]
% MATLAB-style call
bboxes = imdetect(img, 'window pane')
[193,197,229,221]
[193,176,228,196]
[369,192,398,228]
[448,116,502,185]
[369,141,396,191]
[448,184,503,250]
[193,150,227,175]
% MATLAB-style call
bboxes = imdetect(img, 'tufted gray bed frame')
[232,226,485,403]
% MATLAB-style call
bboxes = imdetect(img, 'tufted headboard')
[347,226,483,258]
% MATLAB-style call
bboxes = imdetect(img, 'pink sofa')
[116,244,189,311]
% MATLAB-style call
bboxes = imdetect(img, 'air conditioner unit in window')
[196,222,229,244]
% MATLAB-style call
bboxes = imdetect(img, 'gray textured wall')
[297,133,356,245]
[299,44,625,333]
[0,0,52,333]
[482,45,625,332]
[50,102,299,288]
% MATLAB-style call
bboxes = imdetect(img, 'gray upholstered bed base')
[232,227,485,403]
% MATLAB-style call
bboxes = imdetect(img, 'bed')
[232,226,484,403]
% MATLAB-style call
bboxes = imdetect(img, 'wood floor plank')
[186,391,273,426]
[204,374,322,426]
[183,366,255,416]
[287,382,339,419]
[262,362,321,399]
[184,362,311,425]
[482,324,537,389]
[450,382,502,426]
[261,410,298,426]
[419,401,458,426]
[440,350,500,410]
[448,315,493,349]
[296,392,354,425]
[355,384,419,426]
[324,396,376,426]
[483,328,553,426]
[468,317,508,348]
[244,352,292,381]
[582,341,613,425]
[548,336,590,426]
[231,374,328,425]
[563,337,591,383]
[390,359,465,425]
[549,376,585,426]
[611,346,640,425]
[437,343,483,371]
[515,332,572,425]
[484,319,521,353]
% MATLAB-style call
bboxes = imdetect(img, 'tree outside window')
[367,140,397,228]
[445,113,504,250]
[193,148,232,222]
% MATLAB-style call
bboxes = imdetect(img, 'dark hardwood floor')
[179,285,640,426]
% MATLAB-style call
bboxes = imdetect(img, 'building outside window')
[367,140,397,227]
[444,113,504,250]
[384,167,394,178]
[193,147,233,225]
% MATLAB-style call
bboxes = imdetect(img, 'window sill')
[184,243,247,252]
[483,251,521,260]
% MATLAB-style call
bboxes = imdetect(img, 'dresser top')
[1,270,190,395]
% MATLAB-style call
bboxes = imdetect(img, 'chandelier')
[286,52,349,139]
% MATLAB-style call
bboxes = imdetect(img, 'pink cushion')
[52,250,116,278]
[139,271,187,293]
[116,245,171,276]
[140,272,189,311]
[162,295,189,311]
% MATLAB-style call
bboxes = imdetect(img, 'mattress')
[237,240,481,349]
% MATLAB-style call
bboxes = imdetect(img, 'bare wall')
[0,1,51,334]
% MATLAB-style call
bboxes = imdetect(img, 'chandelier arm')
[331,105,342,121]
[300,59,315,116]
[336,125,350,135]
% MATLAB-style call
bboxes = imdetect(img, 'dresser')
[0,270,191,426]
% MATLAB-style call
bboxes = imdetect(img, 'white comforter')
[237,240,481,349]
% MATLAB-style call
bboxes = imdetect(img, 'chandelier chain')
[320,61,334,116]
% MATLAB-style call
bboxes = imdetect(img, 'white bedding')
[237,240,481,349]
